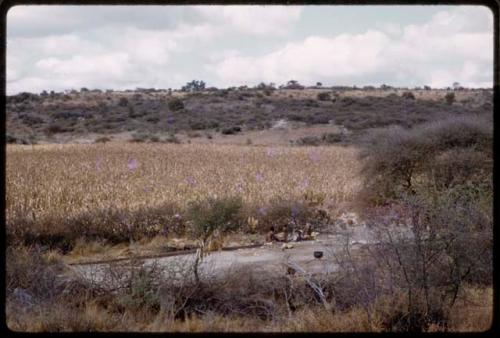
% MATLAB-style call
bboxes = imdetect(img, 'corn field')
[6,143,362,241]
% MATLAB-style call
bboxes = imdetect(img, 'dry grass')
[6,143,361,244]
[8,287,491,332]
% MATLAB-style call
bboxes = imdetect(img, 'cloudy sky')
[6,5,494,94]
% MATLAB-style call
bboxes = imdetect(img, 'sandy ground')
[69,224,387,286]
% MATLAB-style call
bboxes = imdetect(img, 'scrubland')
[5,89,493,332]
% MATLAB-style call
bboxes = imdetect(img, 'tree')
[182,80,206,92]
[285,80,304,89]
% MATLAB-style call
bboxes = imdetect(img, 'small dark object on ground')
[314,251,323,259]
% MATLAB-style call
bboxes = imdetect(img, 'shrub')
[165,133,181,144]
[168,97,185,111]
[129,133,148,143]
[94,136,111,144]
[445,92,455,105]
[322,133,342,144]
[186,196,243,238]
[185,195,243,282]
[317,92,331,101]
[402,91,415,100]
[45,123,65,134]
[20,114,44,126]
[358,115,492,205]
[189,120,208,130]
[295,136,321,146]
[221,126,242,135]
[6,134,33,145]
[118,97,128,107]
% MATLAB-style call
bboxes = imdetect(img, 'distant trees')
[182,80,206,92]
[282,80,304,90]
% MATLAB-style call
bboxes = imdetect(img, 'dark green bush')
[402,91,415,100]
[94,136,111,143]
[185,196,244,238]
[317,92,331,101]
[445,92,455,105]
[168,97,185,111]
[118,97,128,107]
[221,126,242,135]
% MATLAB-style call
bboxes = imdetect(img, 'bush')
[129,133,148,143]
[45,123,65,134]
[295,136,321,146]
[118,97,128,107]
[322,133,342,144]
[94,136,111,144]
[221,126,242,135]
[358,114,492,205]
[186,196,244,238]
[401,91,415,100]
[445,92,455,105]
[168,98,185,111]
[317,92,331,101]
[164,133,181,144]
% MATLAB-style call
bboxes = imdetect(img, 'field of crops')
[6,143,361,244]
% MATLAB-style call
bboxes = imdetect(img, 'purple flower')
[167,117,176,124]
[256,172,265,182]
[186,176,196,187]
[95,158,103,171]
[308,151,321,163]
[258,207,267,215]
[127,158,138,171]
[235,183,244,193]
[266,148,275,157]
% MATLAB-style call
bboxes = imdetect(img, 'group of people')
[266,223,314,243]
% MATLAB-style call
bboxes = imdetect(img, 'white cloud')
[195,5,302,35]
[6,5,493,94]
[211,30,391,85]
[211,6,493,88]
[6,21,218,93]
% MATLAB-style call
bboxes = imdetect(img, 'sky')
[6,5,494,94]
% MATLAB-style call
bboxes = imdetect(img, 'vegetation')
[5,86,492,332]
[6,88,491,142]
[168,97,185,111]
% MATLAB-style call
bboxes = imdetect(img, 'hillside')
[6,86,493,145]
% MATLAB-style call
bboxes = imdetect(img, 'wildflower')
[308,150,321,163]
[128,158,138,171]
[186,176,196,187]
[256,172,264,182]
[95,158,103,171]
